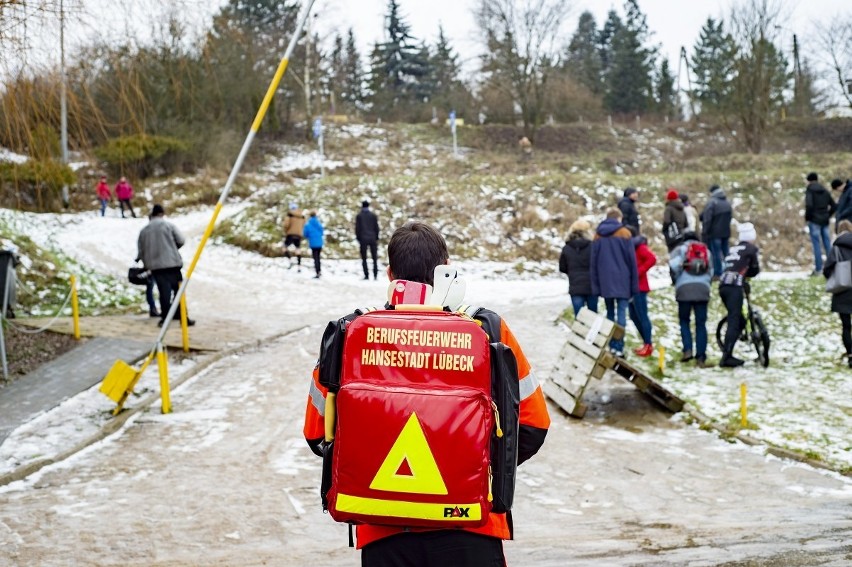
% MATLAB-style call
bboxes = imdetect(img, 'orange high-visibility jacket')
[303,308,550,549]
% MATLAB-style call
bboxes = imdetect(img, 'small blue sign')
[312,117,322,139]
[449,110,456,133]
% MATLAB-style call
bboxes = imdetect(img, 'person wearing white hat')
[717,222,761,367]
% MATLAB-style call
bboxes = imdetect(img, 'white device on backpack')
[430,265,466,309]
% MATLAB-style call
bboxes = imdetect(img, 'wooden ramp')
[543,308,684,418]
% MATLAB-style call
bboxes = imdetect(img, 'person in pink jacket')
[95,176,111,216]
[114,176,137,218]
[629,234,657,357]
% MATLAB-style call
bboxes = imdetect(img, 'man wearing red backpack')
[303,221,550,566]
[669,232,713,367]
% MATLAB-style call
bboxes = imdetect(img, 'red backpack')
[684,241,710,275]
[317,307,520,529]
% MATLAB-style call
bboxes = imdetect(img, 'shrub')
[94,134,190,178]
[0,159,76,211]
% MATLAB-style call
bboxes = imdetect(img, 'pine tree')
[428,25,473,118]
[367,0,431,119]
[598,10,622,79]
[341,29,364,113]
[565,11,602,94]
[654,57,679,118]
[603,0,657,115]
[690,17,738,118]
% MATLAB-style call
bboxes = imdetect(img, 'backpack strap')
[460,305,500,342]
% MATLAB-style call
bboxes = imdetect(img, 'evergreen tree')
[598,10,622,79]
[428,25,474,118]
[690,17,738,118]
[565,11,602,94]
[341,29,364,112]
[654,57,679,118]
[367,0,431,119]
[603,0,657,115]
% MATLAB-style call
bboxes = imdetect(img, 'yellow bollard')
[70,275,80,339]
[157,343,171,414]
[740,382,748,427]
[657,345,666,374]
[179,293,189,353]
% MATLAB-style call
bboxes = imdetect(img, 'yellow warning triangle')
[370,413,448,495]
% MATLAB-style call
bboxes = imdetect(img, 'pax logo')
[443,506,471,518]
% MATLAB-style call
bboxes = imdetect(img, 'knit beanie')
[666,189,679,201]
[737,222,757,242]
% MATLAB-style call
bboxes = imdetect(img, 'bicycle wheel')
[752,311,770,367]
[715,318,726,351]
[716,314,749,352]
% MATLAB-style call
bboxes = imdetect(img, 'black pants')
[720,284,744,357]
[284,235,302,265]
[361,531,504,567]
[840,313,852,355]
[152,267,187,323]
[360,240,378,278]
[311,247,321,275]
[119,199,136,218]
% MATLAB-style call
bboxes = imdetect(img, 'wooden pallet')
[543,308,684,417]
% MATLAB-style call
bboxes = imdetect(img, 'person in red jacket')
[95,176,111,217]
[114,176,137,218]
[304,221,550,566]
[629,234,657,357]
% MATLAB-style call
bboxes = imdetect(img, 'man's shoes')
[363,275,370,280]
[634,344,654,357]
[157,319,165,327]
[609,348,624,358]
[695,357,714,368]
[810,270,821,277]
[373,272,378,280]
[149,309,160,318]
[313,273,321,279]
[680,350,694,363]
[719,356,745,368]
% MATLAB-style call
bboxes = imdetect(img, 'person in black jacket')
[824,219,852,367]
[832,178,852,229]
[700,185,733,279]
[805,172,837,276]
[718,222,760,367]
[617,188,640,234]
[559,220,598,316]
[355,200,380,280]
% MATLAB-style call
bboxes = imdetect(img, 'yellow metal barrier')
[158,343,171,414]
[70,275,80,340]
[180,293,189,353]
[99,353,154,415]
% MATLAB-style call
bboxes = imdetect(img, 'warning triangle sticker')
[369,413,448,495]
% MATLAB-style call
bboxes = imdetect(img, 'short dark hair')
[807,172,818,182]
[151,204,165,217]
[362,200,370,208]
[387,221,449,286]
[831,178,844,190]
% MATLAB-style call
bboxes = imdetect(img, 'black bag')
[128,267,150,286]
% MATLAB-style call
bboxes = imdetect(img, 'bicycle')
[715,285,770,367]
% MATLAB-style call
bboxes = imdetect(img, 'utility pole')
[60,0,70,207]
[677,46,697,120]
[304,14,312,140]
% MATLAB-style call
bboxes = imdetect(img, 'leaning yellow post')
[740,382,748,427]
[157,343,171,414]
[98,0,317,414]
[657,345,666,374]
[70,274,80,339]
[179,293,189,353]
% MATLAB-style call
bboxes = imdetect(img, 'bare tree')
[474,0,572,139]
[814,13,852,109]
[728,0,790,153]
